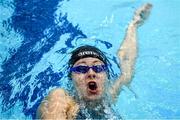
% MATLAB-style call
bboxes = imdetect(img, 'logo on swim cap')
[77,51,99,57]
[69,45,108,66]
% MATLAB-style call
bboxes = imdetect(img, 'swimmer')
[36,3,152,119]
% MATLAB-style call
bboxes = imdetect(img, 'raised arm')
[110,3,152,101]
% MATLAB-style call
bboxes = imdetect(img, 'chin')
[86,96,100,101]
[85,92,103,101]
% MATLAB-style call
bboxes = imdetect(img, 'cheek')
[97,73,107,88]
[99,73,107,82]
[72,73,86,89]
[72,73,82,80]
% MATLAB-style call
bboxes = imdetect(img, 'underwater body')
[0,0,180,119]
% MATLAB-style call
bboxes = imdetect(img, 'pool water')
[0,0,180,119]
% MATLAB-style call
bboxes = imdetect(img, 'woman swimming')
[36,3,152,119]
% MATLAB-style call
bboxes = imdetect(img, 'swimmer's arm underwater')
[109,3,152,101]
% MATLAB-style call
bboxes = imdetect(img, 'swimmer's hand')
[36,88,79,120]
[133,3,152,26]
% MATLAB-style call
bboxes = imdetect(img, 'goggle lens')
[70,65,107,73]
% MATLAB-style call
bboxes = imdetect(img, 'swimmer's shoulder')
[36,88,68,119]
[37,88,79,119]
[50,88,80,119]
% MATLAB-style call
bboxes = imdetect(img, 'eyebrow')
[76,61,86,65]
[75,60,103,66]
[93,60,102,64]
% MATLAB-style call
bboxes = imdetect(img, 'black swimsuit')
[76,104,122,119]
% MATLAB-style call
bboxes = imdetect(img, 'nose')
[86,68,96,79]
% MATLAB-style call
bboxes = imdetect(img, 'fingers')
[133,3,153,26]
[144,3,153,10]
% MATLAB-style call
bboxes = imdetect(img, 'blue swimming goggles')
[70,65,107,73]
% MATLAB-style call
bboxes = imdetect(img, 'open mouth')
[88,81,98,94]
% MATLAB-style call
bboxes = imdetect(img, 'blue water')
[0,0,180,119]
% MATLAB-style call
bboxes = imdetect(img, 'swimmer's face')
[71,57,107,101]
